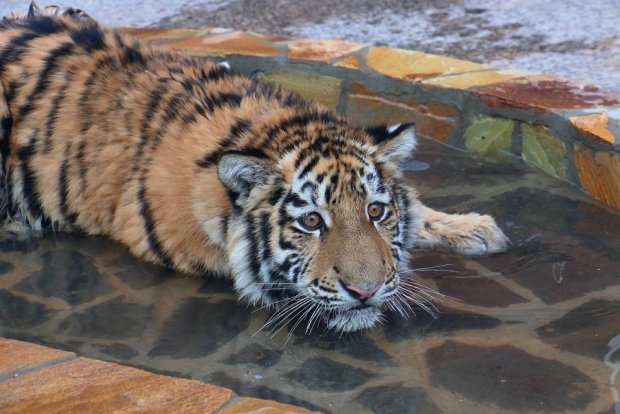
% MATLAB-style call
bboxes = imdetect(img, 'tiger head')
[217,118,423,333]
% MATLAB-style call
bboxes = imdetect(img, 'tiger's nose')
[341,281,383,301]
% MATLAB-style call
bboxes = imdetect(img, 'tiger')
[0,3,509,333]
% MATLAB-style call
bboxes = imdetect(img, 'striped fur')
[0,6,509,333]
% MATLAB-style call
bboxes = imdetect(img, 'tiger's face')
[218,122,421,333]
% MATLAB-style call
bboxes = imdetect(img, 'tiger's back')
[0,14,315,275]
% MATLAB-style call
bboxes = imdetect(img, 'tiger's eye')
[368,202,385,221]
[300,212,323,231]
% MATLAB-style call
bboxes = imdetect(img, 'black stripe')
[366,122,415,145]
[262,111,340,149]
[17,42,75,121]
[17,129,44,219]
[69,22,106,52]
[79,56,116,134]
[132,83,168,173]
[43,69,73,154]
[246,215,263,283]
[196,118,251,168]
[0,20,65,75]
[137,179,173,268]
[58,143,77,224]
[260,212,273,261]
[201,64,233,82]
[0,116,12,171]
[297,155,320,179]
[283,192,308,208]
[75,140,88,191]
[201,92,242,113]
[0,32,40,75]
[269,186,284,206]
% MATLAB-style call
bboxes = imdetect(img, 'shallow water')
[1,140,619,413]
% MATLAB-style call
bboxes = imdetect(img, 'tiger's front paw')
[416,212,509,256]
[451,214,510,255]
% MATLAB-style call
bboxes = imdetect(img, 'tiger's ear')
[366,123,417,165]
[217,150,276,201]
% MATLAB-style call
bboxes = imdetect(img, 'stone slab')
[570,112,616,144]
[574,143,620,211]
[220,397,312,413]
[164,31,280,56]
[422,70,527,89]
[366,47,489,81]
[473,74,620,111]
[464,116,514,159]
[0,357,232,414]
[522,123,569,180]
[263,71,342,110]
[0,338,74,378]
[285,39,363,62]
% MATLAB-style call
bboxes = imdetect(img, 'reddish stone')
[219,397,311,413]
[472,74,620,111]
[285,39,363,62]
[0,338,74,377]
[0,358,232,414]
[574,143,620,211]
[164,31,280,56]
[118,27,211,44]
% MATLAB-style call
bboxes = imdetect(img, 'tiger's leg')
[0,79,10,226]
[410,203,509,255]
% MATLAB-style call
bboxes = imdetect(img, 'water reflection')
[1,140,619,413]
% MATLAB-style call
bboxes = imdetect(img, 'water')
[1,139,619,413]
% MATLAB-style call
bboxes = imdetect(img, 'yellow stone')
[264,71,342,110]
[569,112,616,144]
[422,70,528,89]
[366,47,490,81]
[334,54,361,70]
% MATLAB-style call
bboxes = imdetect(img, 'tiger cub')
[0,5,508,332]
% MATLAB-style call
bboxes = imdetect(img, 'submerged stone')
[536,299,620,358]
[285,356,378,392]
[93,343,140,361]
[149,298,251,358]
[58,296,153,340]
[0,261,14,275]
[354,383,441,414]
[14,251,116,305]
[427,340,597,411]
[522,123,569,181]
[464,116,513,159]
[0,290,52,330]
[221,343,282,368]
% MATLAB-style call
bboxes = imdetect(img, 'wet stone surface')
[427,341,598,411]
[14,251,115,305]
[58,297,153,340]
[0,139,618,413]
[354,384,441,414]
[285,356,378,392]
